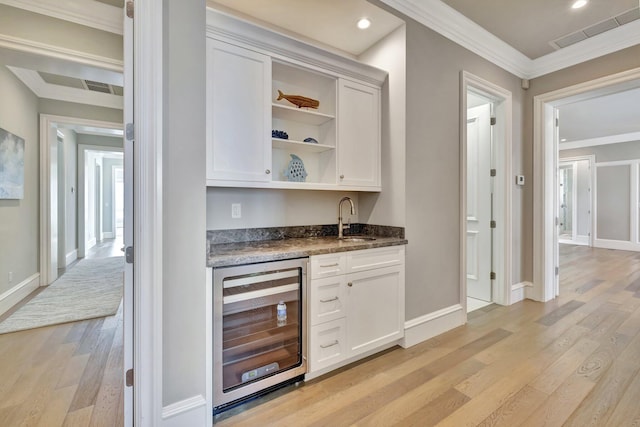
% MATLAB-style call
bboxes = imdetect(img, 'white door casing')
[466,103,492,302]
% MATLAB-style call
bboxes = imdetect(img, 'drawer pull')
[320,296,339,303]
[320,340,339,349]
[320,263,339,268]
[347,282,353,287]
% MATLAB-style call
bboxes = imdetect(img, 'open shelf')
[272,104,334,125]
[272,138,335,153]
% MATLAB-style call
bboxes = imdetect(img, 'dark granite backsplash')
[207,224,404,245]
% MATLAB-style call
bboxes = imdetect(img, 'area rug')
[0,256,124,334]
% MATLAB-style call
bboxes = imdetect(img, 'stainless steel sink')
[338,236,376,242]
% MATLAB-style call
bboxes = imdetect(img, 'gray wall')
[596,165,630,241]
[371,0,525,319]
[0,65,39,296]
[39,99,123,124]
[162,0,207,406]
[77,134,124,148]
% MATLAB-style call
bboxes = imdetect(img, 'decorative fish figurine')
[283,154,308,182]
[277,90,320,109]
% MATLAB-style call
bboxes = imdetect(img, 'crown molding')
[8,66,124,109]
[528,20,640,79]
[0,0,123,35]
[381,0,640,79]
[559,131,640,150]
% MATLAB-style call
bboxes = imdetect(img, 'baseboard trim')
[65,249,78,267]
[87,238,97,249]
[594,238,640,252]
[401,304,465,348]
[0,273,40,317]
[162,395,207,427]
[511,281,533,304]
[103,231,115,239]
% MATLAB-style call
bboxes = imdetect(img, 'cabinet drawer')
[309,318,347,373]
[309,276,346,326]
[347,246,404,273]
[310,254,346,279]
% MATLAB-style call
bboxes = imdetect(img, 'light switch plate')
[231,203,241,219]
[516,175,525,186]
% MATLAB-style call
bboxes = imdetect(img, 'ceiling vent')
[550,6,640,50]
[84,80,113,94]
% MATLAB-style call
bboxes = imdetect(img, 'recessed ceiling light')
[572,0,588,9]
[357,18,371,30]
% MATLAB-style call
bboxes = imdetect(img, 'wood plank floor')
[215,245,640,426]
[0,238,124,426]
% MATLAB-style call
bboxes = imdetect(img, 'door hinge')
[490,220,496,228]
[490,271,496,280]
[126,1,134,18]
[490,117,496,126]
[555,217,559,226]
[126,369,134,387]
[555,118,559,127]
[126,123,134,141]
[555,266,559,276]
[125,246,134,264]
[490,169,496,177]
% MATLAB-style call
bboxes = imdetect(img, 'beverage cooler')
[213,258,307,412]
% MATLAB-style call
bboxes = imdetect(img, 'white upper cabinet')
[205,9,386,191]
[338,79,381,188]
[206,39,272,183]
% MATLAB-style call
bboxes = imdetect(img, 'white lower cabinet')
[307,246,405,376]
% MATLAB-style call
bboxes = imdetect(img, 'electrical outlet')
[231,203,242,219]
[8,272,13,283]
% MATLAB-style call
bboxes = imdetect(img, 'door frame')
[460,71,513,313]
[558,155,595,247]
[533,67,640,302]
[39,114,124,286]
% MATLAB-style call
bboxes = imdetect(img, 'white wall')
[60,128,78,262]
[206,188,360,229]
[102,157,123,237]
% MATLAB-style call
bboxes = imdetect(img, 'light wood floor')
[0,239,125,427]
[215,245,640,426]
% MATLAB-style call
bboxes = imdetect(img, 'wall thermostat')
[516,175,525,186]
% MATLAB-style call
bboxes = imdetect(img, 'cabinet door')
[346,266,404,355]
[206,39,272,183]
[338,79,380,188]
[309,318,347,373]
[309,276,347,326]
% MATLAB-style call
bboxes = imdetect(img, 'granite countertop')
[207,224,407,268]
[208,235,407,268]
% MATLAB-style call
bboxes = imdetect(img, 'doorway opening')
[558,156,594,247]
[461,71,513,314]
[533,67,640,302]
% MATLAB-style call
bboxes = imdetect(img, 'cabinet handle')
[265,169,271,174]
[340,174,344,179]
[320,296,339,303]
[320,340,339,349]
[320,263,339,268]
[347,282,353,287]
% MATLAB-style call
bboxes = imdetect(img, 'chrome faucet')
[337,196,355,238]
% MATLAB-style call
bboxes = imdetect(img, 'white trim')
[380,0,640,79]
[559,132,640,151]
[7,67,123,109]
[559,236,590,246]
[0,273,40,317]
[0,34,123,73]
[0,0,123,35]
[558,155,595,247]
[205,268,213,427]
[595,159,639,168]
[510,281,533,304]
[594,239,640,252]
[103,231,116,239]
[401,304,465,348]
[533,67,640,303]
[529,20,640,79]
[461,71,513,308]
[161,395,208,426]
[65,249,78,267]
[134,0,164,424]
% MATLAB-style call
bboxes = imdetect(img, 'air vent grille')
[84,80,112,93]
[550,7,640,50]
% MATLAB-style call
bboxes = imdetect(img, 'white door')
[49,127,59,283]
[466,104,492,302]
[123,3,134,425]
